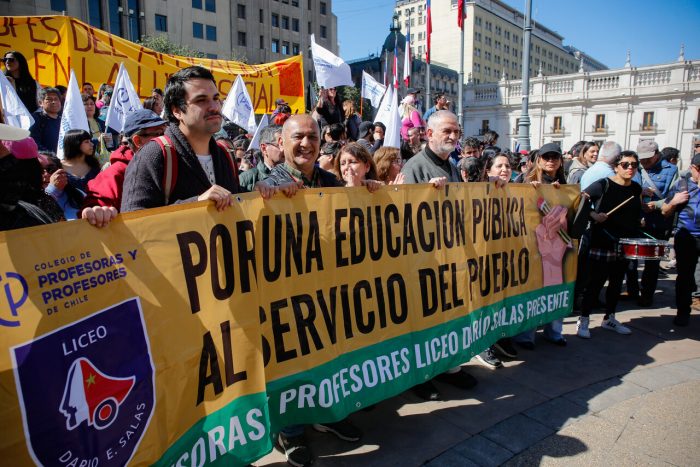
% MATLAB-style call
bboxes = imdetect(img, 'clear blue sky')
[335,0,700,69]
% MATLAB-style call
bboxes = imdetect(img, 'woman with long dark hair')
[3,51,39,113]
[567,141,599,184]
[61,129,101,192]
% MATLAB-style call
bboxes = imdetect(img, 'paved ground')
[256,266,700,467]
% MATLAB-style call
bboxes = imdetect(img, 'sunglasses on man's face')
[618,161,639,169]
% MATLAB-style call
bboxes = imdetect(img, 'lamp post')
[517,0,533,152]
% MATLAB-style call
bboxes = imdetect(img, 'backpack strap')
[154,135,178,206]
[215,139,240,182]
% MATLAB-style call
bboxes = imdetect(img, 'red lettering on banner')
[108,34,128,58]
[255,83,271,113]
[53,53,71,84]
[217,79,233,95]
[138,46,162,66]
[106,63,120,85]
[33,49,51,83]
[27,20,46,45]
[91,27,112,55]
[0,17,18,38]
[70,19,91,52]
[40,18,62,46]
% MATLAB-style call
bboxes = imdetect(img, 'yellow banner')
[0,16,305,114]
[0,184,578,465]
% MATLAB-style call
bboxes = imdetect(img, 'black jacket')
[121,123,241,212]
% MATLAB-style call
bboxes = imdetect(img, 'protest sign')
[0,184,578,465]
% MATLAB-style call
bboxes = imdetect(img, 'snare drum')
[618,238,669,260]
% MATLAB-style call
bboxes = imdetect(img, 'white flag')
[361,71,386,109]
[383,88,401,149]
[105,62,143,133]
[310,34,353,89]
[57,70,89,160]
[373,85,394,126]
[222,75,256,133]
[248,114,269,150]
[0,72,34,129]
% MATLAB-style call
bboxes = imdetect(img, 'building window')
[193,22,203,38]
[282,41,290,55]
[320,25,327,38]
[205,0,215,12]
[553,116,562,133]
[155,14,167,32]
[206,25,217,41]
[308,21,311,32]
[293,43,300,54]
[481,120,490,134]
[292,18,299,31]
[272,13,279,27]
[50,0,67,11]
[237,4,246,18]
[272,39,279,53]
[642,112,655,130]
[88,0,102,27]
[308,0,311,9]
[282,16,289,29]
[238,31,246,46]
[192,0,202,9]
[595,114,606,131]
[108,0,122,36]
[292,0,299,6]
[260,35,264,48]
[320,1,326,14]
[697,109,700,129]
[259,9,264,22]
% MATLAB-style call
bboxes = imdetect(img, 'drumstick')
[605,196,634,216]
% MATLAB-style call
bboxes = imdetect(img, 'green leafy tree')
[137,35,205,58]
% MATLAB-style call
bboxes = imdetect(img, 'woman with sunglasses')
[2,51,40,113]
[514,144,568,349]
[577,151,642,338]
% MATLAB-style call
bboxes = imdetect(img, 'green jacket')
[239,160,272,192]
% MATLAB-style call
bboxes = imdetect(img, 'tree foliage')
[138,35,206,58]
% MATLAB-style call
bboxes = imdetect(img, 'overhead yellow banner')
[0,184,578,466]
[0,16,305,114]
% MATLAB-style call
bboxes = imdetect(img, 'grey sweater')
[401,146,462,183]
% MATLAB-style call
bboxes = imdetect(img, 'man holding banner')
[121,66,242,212]
[401,110,477,401]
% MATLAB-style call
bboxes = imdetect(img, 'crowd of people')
[2,51,699,467]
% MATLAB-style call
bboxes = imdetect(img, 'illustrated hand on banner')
[310,34,353,89]
[222,75,257,134]
[361,72,386,109]
[105,63,143,133]
[57,70,89,160]
[0,73,34,130]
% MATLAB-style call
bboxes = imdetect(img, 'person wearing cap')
[355,121,374,153]
[631,140,678,306]
[271,97,291,120]
[82,109,166,212]
[0,125,117,229]
[121,66,243,213]
[29,87,62,153]
[514,143,569,348]
[577,150,643,338]
[400,88,424,141]
[661,153,700,326]
[238,125,283,192]
[423,92,449,123]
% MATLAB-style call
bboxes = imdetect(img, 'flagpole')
[458,9,465,127]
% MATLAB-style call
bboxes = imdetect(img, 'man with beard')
[121,66,242,212]
[400,110,477,401]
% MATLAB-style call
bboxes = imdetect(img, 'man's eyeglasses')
[618,161,639,169]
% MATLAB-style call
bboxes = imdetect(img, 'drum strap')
[640,168,663,200]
